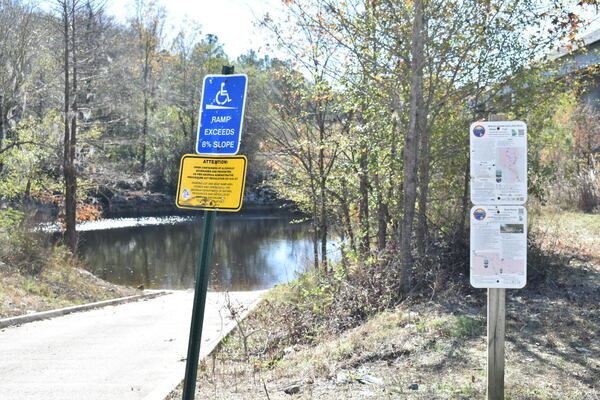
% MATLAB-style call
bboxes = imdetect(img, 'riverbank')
[0,185,292,222]
[98,185,289,218]
[0,247,139,319]
[166,210,599,400]
[2,204,308,318]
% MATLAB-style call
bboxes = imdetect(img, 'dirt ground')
[0,260,138,318]
[167,211,599,400]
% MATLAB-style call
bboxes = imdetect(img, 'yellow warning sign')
[176,154,247,212]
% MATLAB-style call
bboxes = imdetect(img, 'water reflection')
[79,215,336,291]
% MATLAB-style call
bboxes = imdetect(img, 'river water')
[78,212,336,291]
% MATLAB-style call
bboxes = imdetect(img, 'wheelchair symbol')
[215,82,231,105]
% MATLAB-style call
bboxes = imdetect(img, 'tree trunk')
[62,1,72,254]
[329,180,356,257]
[358,142,370,258]
[140,31,152,173]
[141,91,148,171]
[69,0,78,253]
[319,169,328,272]
[388,116,399,244]
[0,94,4,149]
[458,162,470,242]
[339,229,348,272]
[374,173,387,252]
[341,178,356,254]
[62,0,78,255]
[399,0,424,294]
[0,93,4,172]
[312,197,319,270]
[415,123,430,259]
[320,216,328,271]
[318,124,328,271]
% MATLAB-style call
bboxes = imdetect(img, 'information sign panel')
[176,155,247,212]
[470,205,527,289]
[196,74,247,155]
[470,121,527,205]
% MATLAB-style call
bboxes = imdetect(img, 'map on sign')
[176,155,247,212]
[196,74,248,155]
[470,205,527,289]
[470,121,527,205]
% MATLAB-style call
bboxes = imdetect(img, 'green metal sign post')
[182,209,216,400]
[181,65,235,400]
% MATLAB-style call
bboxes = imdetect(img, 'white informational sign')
[470,121,527,205]
[470,205,527,289]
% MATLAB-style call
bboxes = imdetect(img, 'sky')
[102,0,599,55]
[41,0,599,62]
[104,0,285,60]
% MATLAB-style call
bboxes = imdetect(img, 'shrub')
[0,208,52,275]
[577,168,600,212]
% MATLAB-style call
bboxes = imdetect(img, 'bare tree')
[55,0,79,253]
[55,0,106,253]
[131,0,165,176]
[0,0,37,160]
[398,0,424,292]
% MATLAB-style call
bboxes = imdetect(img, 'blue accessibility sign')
[196,74,248,155]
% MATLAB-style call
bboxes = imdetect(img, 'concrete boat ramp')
[0,290,262,400]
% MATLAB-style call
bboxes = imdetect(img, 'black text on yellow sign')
[176,154,247,212]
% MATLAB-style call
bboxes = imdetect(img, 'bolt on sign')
[176,155,247,212]
[470,121,527,205]
[470,205,527,289]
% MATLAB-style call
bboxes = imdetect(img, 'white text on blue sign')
[196,74,248,155]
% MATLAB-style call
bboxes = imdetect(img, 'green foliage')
[0,208,50,275]
[0,112,63,200]
[296,273,335,316]
[146,105,190,191]
[416,315,483,338]
[0,208,25,229]
[522,90,600,209]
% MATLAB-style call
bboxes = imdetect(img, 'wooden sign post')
[487,114,506,400]
[487,287,505,400]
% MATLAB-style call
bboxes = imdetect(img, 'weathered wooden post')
[487,114,506,400]
[487,286,505,399]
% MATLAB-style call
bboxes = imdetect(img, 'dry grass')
[167,210,599,400]
[0,247,138,318]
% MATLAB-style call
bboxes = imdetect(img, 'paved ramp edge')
[143,293,265,400]
[0,291,167,329]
